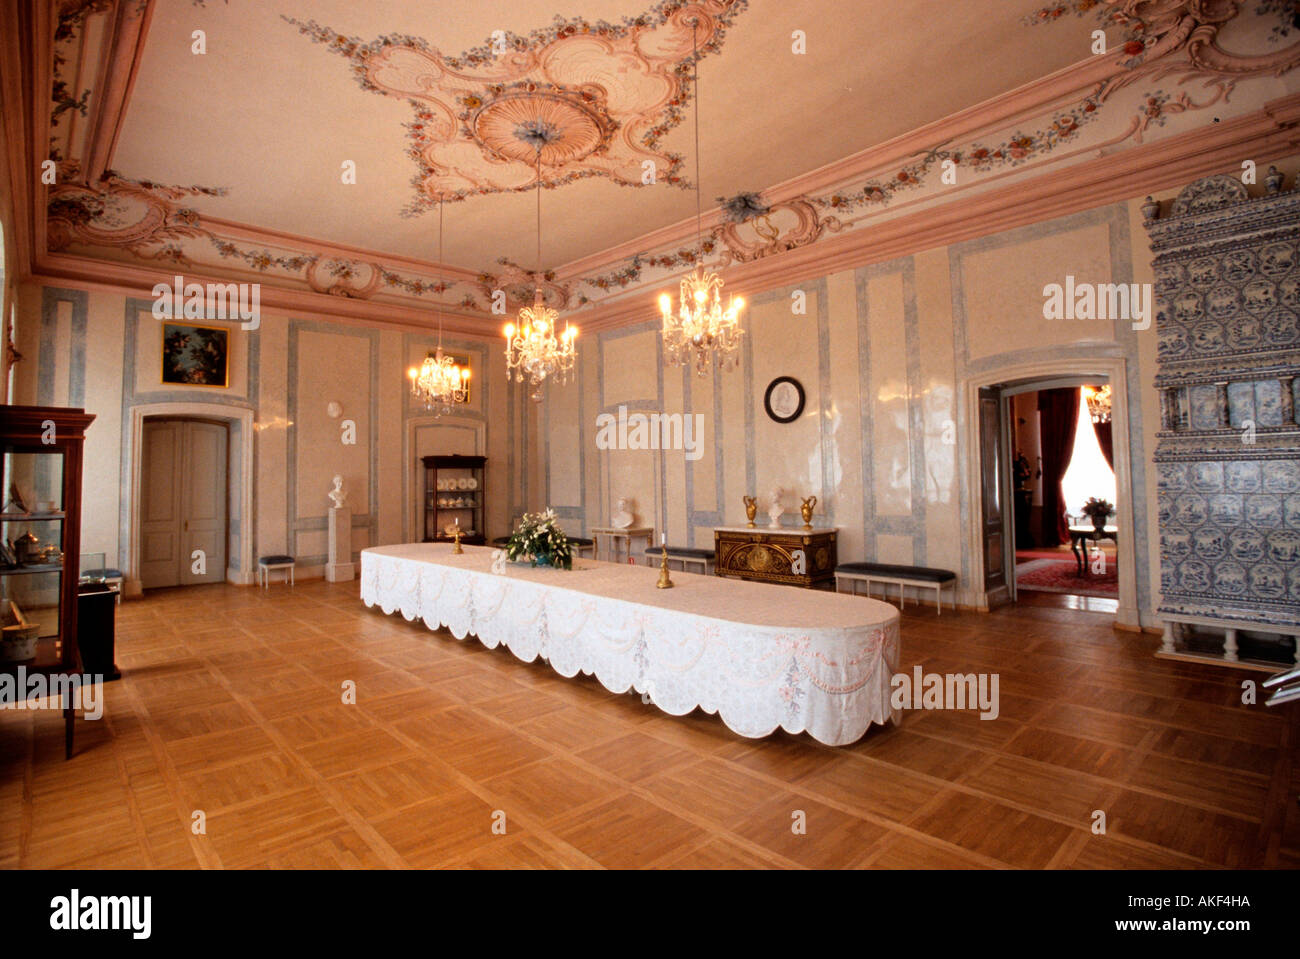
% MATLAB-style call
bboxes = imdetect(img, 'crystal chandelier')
[658,18,744,376]
[504,145,577,402]
[1084,384,1112,424]
[409,199,469,415]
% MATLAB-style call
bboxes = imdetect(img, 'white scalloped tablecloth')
[360,544,901,746]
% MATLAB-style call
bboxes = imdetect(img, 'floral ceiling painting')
[285,0,750,215]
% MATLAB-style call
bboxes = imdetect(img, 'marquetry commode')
[713,526,837,590]
[1144,173,1300,670]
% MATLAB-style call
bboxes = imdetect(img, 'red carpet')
[1015,557,1118,597]
[1014,547,1115,562]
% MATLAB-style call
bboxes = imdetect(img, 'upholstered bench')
[643,545,715,575]
[257,555,295,588]
[835,562,957,615]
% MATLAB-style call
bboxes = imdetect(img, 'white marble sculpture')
[767,486,784,528]
[328,474,347,510]
[611,496,635,529]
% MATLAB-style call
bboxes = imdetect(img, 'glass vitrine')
[0,405,96,758]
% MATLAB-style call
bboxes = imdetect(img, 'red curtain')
[1093,418,1114,470]
[1037,387,1081,545]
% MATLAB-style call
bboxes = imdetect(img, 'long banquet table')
[360,543,901,746]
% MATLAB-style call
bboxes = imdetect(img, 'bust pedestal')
[327,507,354,582]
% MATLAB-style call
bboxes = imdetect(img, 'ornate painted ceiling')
[14,0,1300,330]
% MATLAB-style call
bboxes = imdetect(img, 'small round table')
[1068,525,1117,575]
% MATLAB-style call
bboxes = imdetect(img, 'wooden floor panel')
[2,579,1295,868]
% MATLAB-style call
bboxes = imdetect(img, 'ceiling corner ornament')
[504,148,578,401]
[477,259,572,314]
[282,0,750,214]
[1028,1,1300,80]
[659,17,744,376]
[46,169,225,263]
[305,259,382,299]
[712,194,844,266]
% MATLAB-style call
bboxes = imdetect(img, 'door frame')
[124,401,254,595]
[962,357,1140,628]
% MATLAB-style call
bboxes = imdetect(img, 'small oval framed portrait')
[764,376,805,424]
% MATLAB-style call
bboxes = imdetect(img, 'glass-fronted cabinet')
[1,405,96,758]
[421,454,486,545]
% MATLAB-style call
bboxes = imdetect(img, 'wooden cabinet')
[713,526,837,589]
[421,454,486,545]
[1,405,96,758]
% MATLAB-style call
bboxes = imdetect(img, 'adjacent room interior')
[1,0,1298,871]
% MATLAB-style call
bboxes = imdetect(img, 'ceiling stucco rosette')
[284,0,750,214]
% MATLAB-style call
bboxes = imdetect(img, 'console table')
[590,526,653,564]
[713,526,838,589]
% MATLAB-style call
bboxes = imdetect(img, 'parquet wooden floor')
[2,580,1295,868]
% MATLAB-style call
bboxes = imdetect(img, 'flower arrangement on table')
[504,509,573,570]
[1081,497,1114,529]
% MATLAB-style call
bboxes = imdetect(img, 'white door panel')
[140,419,228,589]
[181,421,227,585]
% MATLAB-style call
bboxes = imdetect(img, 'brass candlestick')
[452,527,464,554]
[656,544,674,589]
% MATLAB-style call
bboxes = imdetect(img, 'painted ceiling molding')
[571,0,1300,304]
[1029,1,1300,78]
[283,0,750,215]
[22,0,1300,333]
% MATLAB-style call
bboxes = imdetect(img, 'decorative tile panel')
[1146,174,1300,630]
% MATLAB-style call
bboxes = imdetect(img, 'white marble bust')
[611,496,635,529]
[328,474,347,510]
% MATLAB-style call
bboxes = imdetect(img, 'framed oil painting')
[161,323,229,387]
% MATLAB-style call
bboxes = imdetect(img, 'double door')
[139,419,227,589]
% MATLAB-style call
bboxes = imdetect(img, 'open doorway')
[1005,381,1118,612]
[138,417,229,589]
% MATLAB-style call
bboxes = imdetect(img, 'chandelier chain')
[657,15,745,377]
[692,18,702,251]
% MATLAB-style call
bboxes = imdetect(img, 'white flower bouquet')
[504,509,574,570]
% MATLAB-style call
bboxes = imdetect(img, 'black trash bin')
[77,583,121,681]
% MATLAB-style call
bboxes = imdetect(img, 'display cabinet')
[421,454,486,546]
[1,405,96,758]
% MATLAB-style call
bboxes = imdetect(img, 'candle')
[661,532,665,545]
[455,517,459,527]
